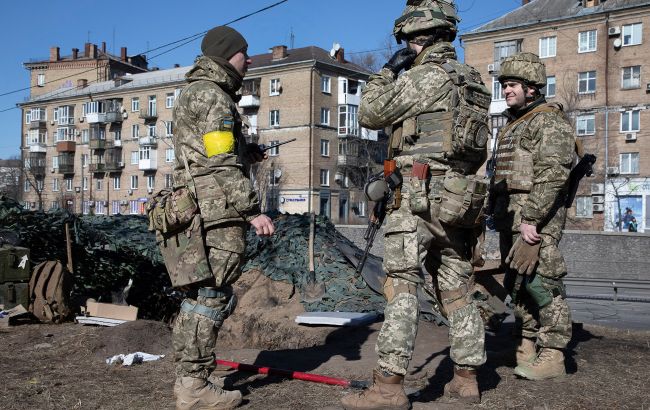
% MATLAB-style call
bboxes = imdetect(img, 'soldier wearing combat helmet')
[491,52,574,380]
[341,1,490,408]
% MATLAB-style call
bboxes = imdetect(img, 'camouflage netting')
[0,196,384,321]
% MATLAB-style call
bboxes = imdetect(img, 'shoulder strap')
[499,104,559,143]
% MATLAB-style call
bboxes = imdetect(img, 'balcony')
[139,157,157,171]
[139,109,157,121]
[58,164,75,174]
[29,153,46,177]
[89,139,107,150]
[105,111,122,123]
[29,119,47,130]
[139,136,157,147]
[88,163,106,173]
[85,112,107,123]
[56,140,76,153]
[29,143,47,153]
[239,94,260,108]
[104,161,125,172]
[58,117,75,126]
[337,154,359,167]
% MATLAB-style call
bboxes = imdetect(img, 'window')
[83,201,90,215]
[36,179,44,191]
[131,97,139,112]
[131,175,139,189]
[148,96,157,116]
[111,201,120,215]
[130,200,139,215]
[147,125,156,137]
[131,151,139,164]
[81,154,88,168]
[577,114,596,135]
[52,178,59,192]
[140,146,151,160]
[23,180,30,192]
[545,76,556,97]
[66,178,73,191]
[621,110,641,133]
[82,177,88,191]
[270,110,280,127]
[356,201,366,217]
[132,124,140,138]
[320,139,330,157]
[338,105,359,136]
[165,121,174,137]
[320,108,330,125]
[269,78,281,96]
[578,71,596,94]
[165,93,175,108]
[320,169,330,186]
[321,76,331,93]
[622,23,642,46]
[50,201,59,211]
[622,66,641,89]
[493,39,522,62]
[113,176,121,190]
[37,73,45,87]
[147,175,155,191]
[52,156,59,169]
[492,77,504,101]
[165,174,173,189]
[539,36,557,58]
[620,152,640,174]
[95,201,105,215]
[576,196,593,218]
[268,140,280,156]
[81,129,89,143]
[96,179,103,191]
[165,148,175,162]
[113,129,122,141]
[578,30,597,53]
[269,169,280,186]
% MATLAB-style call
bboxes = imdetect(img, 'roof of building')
[465,0,650,36]
[249,46,370,74]
[22,46,370,105]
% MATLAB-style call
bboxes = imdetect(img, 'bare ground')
[1,269,649,410]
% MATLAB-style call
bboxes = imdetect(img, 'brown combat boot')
[516,337,537,366]
[340,369,410,410]
[174,376,226,397]
[514,347,566,380]
[175,376,242,410]
[443,366,480,404]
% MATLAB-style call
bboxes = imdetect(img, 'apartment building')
[461,0,650,232]
[19,43,380,224]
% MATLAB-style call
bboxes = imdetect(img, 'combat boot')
[514,347,566,380]
[175,376,242,410]
[340,369,410,410]
[516,337,537,366]
[443,366,480,404]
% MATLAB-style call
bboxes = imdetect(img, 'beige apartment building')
[462,0,650,232]
[19,42,380,224]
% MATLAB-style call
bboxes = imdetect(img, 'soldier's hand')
[505,236,541,275]
[519,223,541,244]
[384,48,417,75]
[250,214,275,237]
[245,143,267,163]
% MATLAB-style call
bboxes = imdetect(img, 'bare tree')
[0,156,22,201]
[20,155,47,211]
[251,160,283,213]
[607,177,648,231]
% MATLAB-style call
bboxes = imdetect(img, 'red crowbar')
[215,359,369,389]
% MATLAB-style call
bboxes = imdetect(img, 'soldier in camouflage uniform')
[492,52,574,380]
[341,1,490,408]
[171,26,275,410]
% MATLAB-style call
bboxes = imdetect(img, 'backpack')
[28,261,73,323]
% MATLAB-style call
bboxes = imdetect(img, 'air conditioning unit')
[593,204,605,212]
[591,183,604,195]
[608,26,621,36]
[487,63,496,73]
[606,166,619,175]
[120,200,128,205]
[593,195,605,204]
[625,133,637,142]
[147,188,153,194]
[127,189,133,195]
[118,161,124,167]
[74,130,81,136]
[50,167,55,173]
[79,117,84,123]
[50,120,55,125]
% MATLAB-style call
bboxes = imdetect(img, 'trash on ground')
[295,311,379,326]
[106,352,165,366]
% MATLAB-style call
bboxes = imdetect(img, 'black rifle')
[257,138,297,153]
[355,197,388,276]
[565,153,597,208]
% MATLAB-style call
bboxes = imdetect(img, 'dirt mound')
[90,320,172,359]
[218,269,334,350]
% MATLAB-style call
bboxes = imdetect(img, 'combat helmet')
[393,0,460,44]
[498,52,547,88]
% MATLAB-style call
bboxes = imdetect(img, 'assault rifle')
[565,153,597,208]
[355,192,388,276]
[256,138,297,153]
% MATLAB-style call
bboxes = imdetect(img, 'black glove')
[383,48,417,75]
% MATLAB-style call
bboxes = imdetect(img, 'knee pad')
[440,284,471,316]
[383,277,417,303]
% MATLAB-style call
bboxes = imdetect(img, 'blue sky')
[0,0,519,158]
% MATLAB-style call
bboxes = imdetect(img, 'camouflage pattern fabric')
[493,97,575,349]
[360,43,487,373]
[497,52,547,87]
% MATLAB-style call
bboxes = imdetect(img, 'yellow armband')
[203,131,235,157]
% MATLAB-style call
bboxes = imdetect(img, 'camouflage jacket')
[359,42,485,173]
[492,98,575,238]
[172,56,260,227]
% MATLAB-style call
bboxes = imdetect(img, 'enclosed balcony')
[56,140,76,153]
[138,136,157,147]
[88,163,106,173]
[337,154,359,167]
[28,152,46,177]
[139,108,158,121]
[239,94,260,108]
[139,157,157,171]
[58,164,75,174]
[89,139,107,150]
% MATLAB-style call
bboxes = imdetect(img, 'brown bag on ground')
[28,261,72,323]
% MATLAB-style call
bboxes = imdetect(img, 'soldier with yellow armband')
[170,25,274,410]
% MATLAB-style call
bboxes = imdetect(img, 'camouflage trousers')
[172,222,246,378]
[377,203,486,375]
[500,233,572,349]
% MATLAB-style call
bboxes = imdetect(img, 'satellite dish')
[274,169,282,178]
[613,38,622,49]
[330,42,341,58]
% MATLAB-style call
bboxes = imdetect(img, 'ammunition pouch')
[437,172,489,228]
[147,186,199,234]
[180,292,236,325]
[383,276,417,303]
[439,283,471,316]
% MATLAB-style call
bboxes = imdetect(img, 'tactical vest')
[494,104,562,192]
[392,59,491,170]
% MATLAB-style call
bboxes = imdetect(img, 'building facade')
[19,43,381,224]
[461,0,650,232]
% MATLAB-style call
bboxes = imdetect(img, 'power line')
[0,0,288,102]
